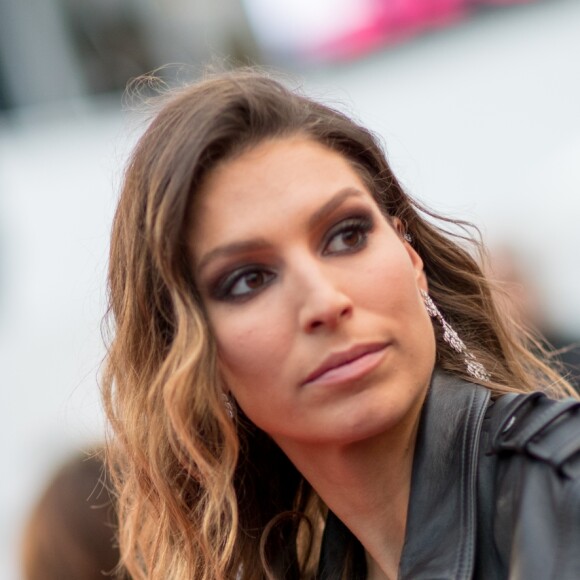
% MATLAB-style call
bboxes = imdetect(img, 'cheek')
[358,252,420,309]
[211,309,292,390]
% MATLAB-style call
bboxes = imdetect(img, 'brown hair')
[102,69,575,579]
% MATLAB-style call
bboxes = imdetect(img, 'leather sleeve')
[487,393,580,579]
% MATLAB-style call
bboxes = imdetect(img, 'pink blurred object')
[307,0,537,61]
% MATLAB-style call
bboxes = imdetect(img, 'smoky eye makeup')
[202,207,376,303]
[321,211,375,255]
[207,263,277,303]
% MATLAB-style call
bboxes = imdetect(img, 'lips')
[302,343,389,386]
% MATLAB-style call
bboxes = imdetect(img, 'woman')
[102,70,580,579]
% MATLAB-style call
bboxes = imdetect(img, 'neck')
[275,410,422,579]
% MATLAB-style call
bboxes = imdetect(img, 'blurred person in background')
[21,448,121,580]
[488,245,580,390]
[102,70,580,579]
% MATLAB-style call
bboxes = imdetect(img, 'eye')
[323,215,373,255]
[212,267,276,302]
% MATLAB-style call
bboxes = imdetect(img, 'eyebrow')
[307,187,366,229]
[196,237,271,275]
[196,187,367,275]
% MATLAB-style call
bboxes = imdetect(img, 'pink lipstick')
[303,343,388,387]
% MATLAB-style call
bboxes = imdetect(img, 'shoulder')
[482,391,580,579]
[487,391,580,478]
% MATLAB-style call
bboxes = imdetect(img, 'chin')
[328,404,403,445]
[339,380,429,445]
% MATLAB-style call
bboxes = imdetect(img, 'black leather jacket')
[317,371,580,579]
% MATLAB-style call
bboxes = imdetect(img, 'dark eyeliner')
[210,265,274,302]
[322,213,374,254]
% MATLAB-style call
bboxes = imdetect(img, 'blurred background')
[1,0,579,577]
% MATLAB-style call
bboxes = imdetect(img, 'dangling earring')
[420,289,491,381]
[221,392,235,419]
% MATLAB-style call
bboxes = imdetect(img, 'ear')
[392,218,429,292]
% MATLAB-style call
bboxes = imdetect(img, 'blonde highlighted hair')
[102,70,575,579]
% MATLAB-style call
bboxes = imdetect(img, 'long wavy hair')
[102,70,575,579]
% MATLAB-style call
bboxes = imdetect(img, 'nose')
[296,265,353,333]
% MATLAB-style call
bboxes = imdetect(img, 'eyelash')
[322,215,373,255]
[211,265,276,302]
[210,213,374,302]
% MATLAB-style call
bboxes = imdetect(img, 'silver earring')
[403,232,413,243]
[421,290,490,381]
[221,393,235,419]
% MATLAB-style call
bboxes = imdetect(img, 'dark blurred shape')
[488,245,580,390]
[549,334,580,390]
[21,448,121,580]
[0,55,9,110]
[0,0,258,110]
[61,0,156,95]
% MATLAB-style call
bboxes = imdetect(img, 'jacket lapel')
[398,371,490,579]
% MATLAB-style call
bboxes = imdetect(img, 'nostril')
[340,305,352,317]
[304,301,352,333]
[337,304,353,322]
[298,279,353,333]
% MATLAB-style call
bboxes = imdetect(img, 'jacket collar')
[317,370,491,579]
[399,371,490,579]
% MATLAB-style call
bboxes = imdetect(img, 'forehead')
[189,137,371,237]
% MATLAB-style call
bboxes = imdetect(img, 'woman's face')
[189,137,436,451]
